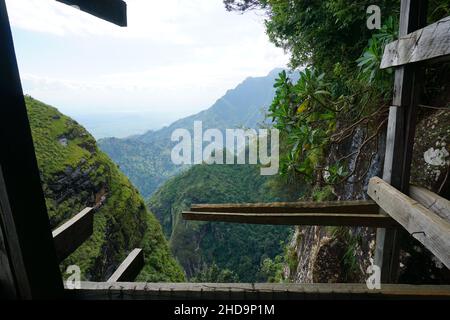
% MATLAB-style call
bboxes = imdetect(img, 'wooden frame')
[107,249,144,282]
[381,16,450,68]
[369,177,450,269]
[65,282,450,300]
[183,211,395,227]
[56,0,127,27]
[375,0,429,283]
[409,185,450,222]
[1,0,448,300]
[191,200,379,214]
[0,0,63,299]
[52,207,94,262]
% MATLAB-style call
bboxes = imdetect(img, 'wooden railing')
[183,200,395,227]
[51,207,144,282]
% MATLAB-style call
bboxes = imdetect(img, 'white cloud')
[7,0,289,125]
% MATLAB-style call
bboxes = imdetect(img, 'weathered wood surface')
[183,211,396,228]
[65,282,450,300]
[368,177,450,269]
[381,16,450,69]
[107,249,144,282]
[375,0,428,283]
[191,200,379,214]
[56,0,127,27]
[52,207,94,263]
[409,185,450,222]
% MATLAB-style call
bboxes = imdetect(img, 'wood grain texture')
[183,211,396,227]
[409,185,450,222]
[375,0,428,283]
[191,200,379,214]
[52,207,94,263]
[369,177,450,269]
[107,248,144,282]
[381,16,450,69]
[64,282,450,300]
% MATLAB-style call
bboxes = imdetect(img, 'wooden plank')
[65,282,450,300]
[52,207,94,263]
[375,0,428,283]
[369,177,450,269]
[56,0,127,27]
[191,200,379,214]
[0,0,63,299]
[381,16,450,69]
[107,249,144,282]
[0,194,17,299]
[409,185,450,222]
[183,211,396,227]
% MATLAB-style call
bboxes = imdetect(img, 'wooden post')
[0,1,63,299]
[55,0,127,27]
[107,249,144,282]
[52,207,94,262]
[375,0,428,283]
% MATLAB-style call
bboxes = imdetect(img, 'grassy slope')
[26,96,184,282]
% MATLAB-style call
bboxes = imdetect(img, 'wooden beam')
[368,177,450,269]
[0,0,63,299]
[107,249,144,282]
[381,16,450,69]
[409,185,450,222]
[65,282,450,300]
[375,0,428,283]
[183,211,396,228]
[56,0,127,27]
[52,207,94,263]
[191,200,379,214]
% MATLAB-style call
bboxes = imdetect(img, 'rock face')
[287,125,383,283]
[26,96,185,282]
[287,108,450,284]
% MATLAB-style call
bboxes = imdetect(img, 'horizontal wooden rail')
[52,207,94,263]
[183,211,396,227]
[368,177,450,269]
[381,16,450,69]
[191,200,379,214]
[65,282,450,300]
[56,0,127,27]
[410,185,450,222]
[107,248,144,282]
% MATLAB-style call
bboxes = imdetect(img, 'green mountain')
[26,96,184,282]
[99,69,296,197]
[148,163,302,282]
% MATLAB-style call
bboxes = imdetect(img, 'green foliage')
[149,163,300,282]
[191,264,239,283]
[26,96,184,282]
[269,69,338,181]
[226,0,400,70]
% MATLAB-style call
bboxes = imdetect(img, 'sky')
[6,0,289,135]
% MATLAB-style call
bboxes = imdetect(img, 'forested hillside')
[99,69,298,197]
[148,163,303,282]
[26,96,184,282]
[224,0,450,283]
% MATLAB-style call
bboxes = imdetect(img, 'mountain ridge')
[99,68,297,197]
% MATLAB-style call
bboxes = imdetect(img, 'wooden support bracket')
[52,207,94,263]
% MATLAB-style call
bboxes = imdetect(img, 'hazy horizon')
[7,0,289,136]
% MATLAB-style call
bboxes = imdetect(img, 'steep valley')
[26,96,185,282]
